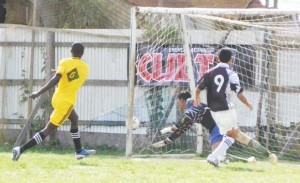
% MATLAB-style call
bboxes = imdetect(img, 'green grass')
[0,147,299,183]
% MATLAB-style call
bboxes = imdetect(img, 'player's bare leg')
[69,110,96,159]
[12,122,57,161]
[236,131,277,164]
[210,138,256,164]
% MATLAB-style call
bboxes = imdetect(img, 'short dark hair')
[177,90,191,100]
[71,42,84,58]
[218,47,233,63]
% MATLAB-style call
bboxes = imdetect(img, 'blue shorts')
[210,126,223,146]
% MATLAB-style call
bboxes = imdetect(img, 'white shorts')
[210,108,238,135]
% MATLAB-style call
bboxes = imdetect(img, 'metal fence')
[0,27,137,148]
[1,26,300,151]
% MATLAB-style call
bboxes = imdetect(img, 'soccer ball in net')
[126,116,140,130]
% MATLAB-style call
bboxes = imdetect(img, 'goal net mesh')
[130,8,300,161]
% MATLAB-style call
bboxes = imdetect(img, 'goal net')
[127,7,300,161]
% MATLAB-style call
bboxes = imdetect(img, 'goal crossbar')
[137,7,299,15]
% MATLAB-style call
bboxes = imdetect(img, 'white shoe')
[219,154,229,164]
[160,127,174,134]
[207,154,220,167]
[12,146,22,161]
[269,153,277,165]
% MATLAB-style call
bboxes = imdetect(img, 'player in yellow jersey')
[12,42,96,161]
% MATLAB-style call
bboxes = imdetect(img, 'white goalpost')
[126,7,300,161]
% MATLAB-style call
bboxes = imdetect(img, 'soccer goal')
[126,7,300,161]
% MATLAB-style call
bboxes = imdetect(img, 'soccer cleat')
[12,146,22,161]
[219,155,231,164]
[75,149,96,160]
[269,153,278,165]
[207,154,220,167]
[160,127,174,134]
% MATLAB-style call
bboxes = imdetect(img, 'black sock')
[70,128,82,152]
[21,132,46,153]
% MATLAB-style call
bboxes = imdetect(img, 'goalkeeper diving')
[152,90,277,164]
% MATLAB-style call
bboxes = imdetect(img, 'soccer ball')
[126,116,140,130]
[247,156,256,163]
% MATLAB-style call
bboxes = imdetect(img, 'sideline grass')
[0,148,299,183]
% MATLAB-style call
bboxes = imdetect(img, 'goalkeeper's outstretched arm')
[167,115,194,142]
[152,115,196,148]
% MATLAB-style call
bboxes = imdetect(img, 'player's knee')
[226,129,238,139]
[41,122,57,136]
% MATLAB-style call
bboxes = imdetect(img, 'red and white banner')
[136,45,216,85]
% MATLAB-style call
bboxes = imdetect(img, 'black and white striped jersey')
[197,63,243,112]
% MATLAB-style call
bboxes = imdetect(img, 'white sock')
[209,136,235,159]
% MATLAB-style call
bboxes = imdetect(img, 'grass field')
[0,146,299,183]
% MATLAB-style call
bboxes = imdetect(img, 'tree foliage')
[43,0,115,28]
[4,0,31,24]
[5,0,118,28]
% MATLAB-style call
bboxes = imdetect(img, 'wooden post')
[44,31,55,143]
[26,0,37,140]
[265,0,269,8]
[0,32,8,140]
[274,0,278,8]
[45,32,55,116]
[32,0,37,26]
[27,30,35,140]
[266,33,278,149]
[126,7,137,157]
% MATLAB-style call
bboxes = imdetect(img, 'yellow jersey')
[52,57,89,105]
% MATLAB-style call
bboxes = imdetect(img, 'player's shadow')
[226,166,265,173]
[78,161,98,167]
